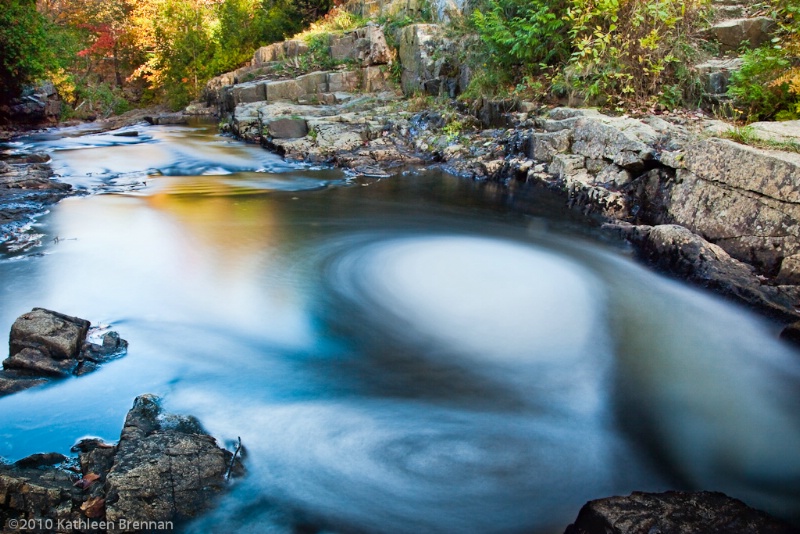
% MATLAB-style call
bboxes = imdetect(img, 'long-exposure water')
[1,121,798,533]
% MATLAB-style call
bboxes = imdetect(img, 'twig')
[226,436,242,481]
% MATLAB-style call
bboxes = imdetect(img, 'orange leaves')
[80,496,106,518]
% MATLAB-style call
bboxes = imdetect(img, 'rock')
[549,154,586,177]
[330,25,392,66]
[3,347,78,377]
[398,24,444,95]
[326,70,360,93]
[265,79,306,102]
[9,308,89,361]
[668,138,800,274]
[705,17,777,53]
[233,81,267,105]
[695,57,744,95]
[266,117,308,139]
[143,112,189,125]
[530,130,572,163]
[748,120,800,144]
[780,321,800,347]
[0,309,128,397]
[14,452,68,469]
[776,254,800,285]
[0,395,244,531]
[0,466,79,526]
[613,223,800,321]
[548,107,604,121]
[105,395,243,528]
[5,82,61,125]
[572,117,657,171]
[564,491,796,534]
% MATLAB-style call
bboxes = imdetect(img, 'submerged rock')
[780,321,800,347]
[0,395,244,532]
[0,308,128,397]
[564,491,796,534]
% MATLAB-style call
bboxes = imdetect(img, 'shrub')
[728,47,795,121]
[472,0,571,70]
[564,0,708,109]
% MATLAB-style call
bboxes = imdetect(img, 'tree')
[0,0,55,100]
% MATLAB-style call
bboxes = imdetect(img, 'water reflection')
[0,123,798,533]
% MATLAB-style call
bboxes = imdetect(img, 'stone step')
[222,67,391,111]
[703,16,777,53]
[695,57,743,95]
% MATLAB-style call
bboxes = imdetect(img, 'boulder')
[0,395,244,531]
[705,17,777,53]
[330,25,392,66]
[747,120,800,144]
[105,395,243,528]
[564,491,796,534]
[326,71,361,93]
[9,308,89,361]
[232,81,267,105]
[1,309,128,397]
[530,130,572,163]
[265,117,308,139]
[667,138,800,274]
[572,118,657,171]
[398,24,443,95]
[265,79,306,102]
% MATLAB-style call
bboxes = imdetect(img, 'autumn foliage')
[3,0,333,114]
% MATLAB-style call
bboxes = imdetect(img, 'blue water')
[1,122,798,533]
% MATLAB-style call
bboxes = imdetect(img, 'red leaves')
[77,24,120,58]
[73,472,101,490]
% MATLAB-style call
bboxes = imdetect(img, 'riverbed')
[1,121,799,533]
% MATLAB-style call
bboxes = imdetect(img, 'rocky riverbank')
[213,84,800,334]
[0,394,244,533]
[199,21,800,336]
[0,156,73,254]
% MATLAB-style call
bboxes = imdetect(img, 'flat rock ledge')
[565,491,797,534]
[0,158,73,253]
[0,308,128,397]
[0,394,244,533]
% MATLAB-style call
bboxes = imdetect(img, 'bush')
[472,0,571,70]
[726,0,799,121]
[468,0,709,109]
[564,0,708,109]
[728,47,795,121]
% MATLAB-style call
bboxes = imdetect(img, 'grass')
[720,126,800,154]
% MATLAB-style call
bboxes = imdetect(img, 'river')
[1,121,799,533]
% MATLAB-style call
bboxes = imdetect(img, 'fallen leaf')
[80,496,105,518]
[73,472,101,490]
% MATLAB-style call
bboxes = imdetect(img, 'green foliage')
[728,47,796,121]
[565,0,707,109]
[0,0,56,100]
[472,0,570,69]
[727,0,800,121]
[468,0,708,109]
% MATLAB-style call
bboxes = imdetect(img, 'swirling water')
[0,122,799,533]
